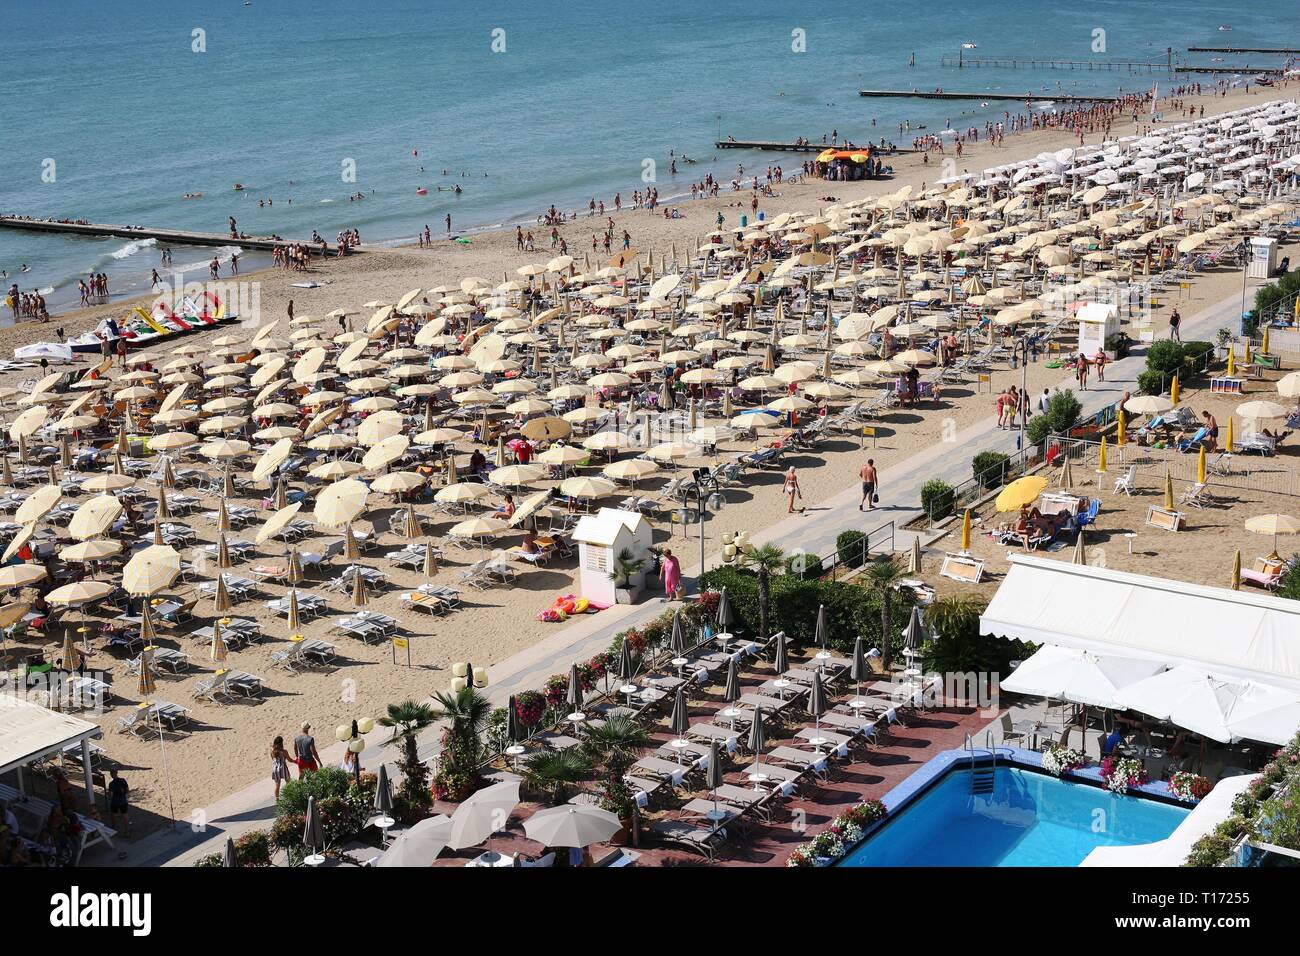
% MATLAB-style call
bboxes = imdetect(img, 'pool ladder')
[965,731,998,795]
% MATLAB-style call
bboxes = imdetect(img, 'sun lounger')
[631,756,692,785]
[1241,556,1286,590]
[647,819,727,861]
[399,591,446,614]
[939,552,984,583]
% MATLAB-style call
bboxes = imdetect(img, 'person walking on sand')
[106,769,131,837]
[271,735,292,801]
[859,458,879,511]
[1169,307,1181,342]
[293,722,321,776]
[783,466,803,513]
[659,547,682,601]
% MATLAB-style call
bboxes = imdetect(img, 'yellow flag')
[1262,326,1271,355]
[1116,409,1127,447]
[1197,445,1206,484]
[1227,349,1236,377]
[1097,437,1108,473]
[1226,416,1234,452]
[961,509,972,552]
[1164,471,1175,511]
[1170,375,1180,406]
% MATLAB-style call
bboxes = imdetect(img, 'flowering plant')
[784,800,886,866]
[1041,746,1087,777]
[514,691,545,728]
[1103,756,1148,794]
[1168,771,1212,802]
[541,674,568,708]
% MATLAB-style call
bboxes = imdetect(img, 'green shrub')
[1136,369,1167,397]
[972,451,1010,488]
[786,552,824,580]
[1275,558,1300,601]
[234,829,273,866]
[277,766,352,817]
[835,530,868,569]
[1044,389,1082,433]
[1181,340,1214,363]
[1145,339,1185,375]
[1027,415,1052,445]
[920,479,954,520]
[1183,833,1234,868]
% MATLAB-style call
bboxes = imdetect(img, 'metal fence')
[808,518,897,581]
[1053,435,1300,498]
[924,441,1045,527]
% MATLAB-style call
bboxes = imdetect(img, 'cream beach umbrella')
[646,442,700,462]
[256,503,303,545]
[895,349,937,367]
[559,476,617,499]
[537,445,588,468]
[603,459,659,482]
[523,805,621,848]
[582,432,632,453]
[212,574,232,613]
[123,545,182,596]
[730,411,780,430]
[435,483,490,506]
[362,435,411,472]
[307,433,356,453]
[59,539,121,564]
[1123,395,1174,416]
[491,464,546,487]
[1245,514,1300,561]
[15,484,61,524]
[521,417,572,443]
[68,495,124,540]
[1236,400,1287,422]
[309,460,363,481]
[509,489,554,529]
[448,516,508,543]
[358,410,405,446]
[201,439,251,462]
[1273,371,1300,400]
[47,580,113,607]
[1,525,33,563]
[371,471,425,496]
[0,564,46,588]
[81,473,136,493]
[251,438,294,483]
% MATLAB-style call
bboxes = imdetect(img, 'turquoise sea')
[0,0,1286,313]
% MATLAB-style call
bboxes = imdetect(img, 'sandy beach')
[2,80,1297,844]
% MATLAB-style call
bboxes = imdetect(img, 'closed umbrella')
[723,656,740,702]
[849,636,868,706]
[212,574,231,613]
[506,694,522,744]
[216,533,232,569]
[1073,528,1087,565]
[717,587,734,632]
[669,686,690,754]
[705,739,726,821]
[373,764,394,817]
[223,836,239,868]
[617,638,636,682]
[669,610,687,656]
[814,604,828,651]
[566,662,584,715]
[136,647,156,697]
[352,570,368,608]
[210,619,228,663]
[287,589,301,631]
[303,795,325,865]
[808,671,828,752]
[287,549,304,584]
[422,541,437,578]
[747,706,767,772]
[773,629,789,674]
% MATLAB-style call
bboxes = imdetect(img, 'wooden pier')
[939,55,1168,73]
[1174,65,1284,75]
[1188,46,1300,54]
[0,216,341,254]
[714,139,920,155]
[859,89,1119,103]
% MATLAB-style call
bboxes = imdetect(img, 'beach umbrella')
[400,504,423,539]
[140,601,158,645]
[705,739,725,819]
[373,764,394,817]
[1116,409,1126,447]
[303,796,325,865]
[522,805,620,850]
[994,476,1047,513]
[1276,371,1300,399]
[222,837,239,868]
[1170,375,1180,406]
[1237,400,1288,422]
[216,533,233,569]
[288,548,304,584]
[1123,395,1173,416]
[81,472,135,494]
[1163,471,1175,511]
[722,656,740,702]
[136,647,157,697]
[216,499,232,534]
[814,604,828,651]
[961,509,972,552]
[122,545,181,596]
[1231,550,1242,591]
[908,536,923,574]
[375,814,453,867]
[274,476,289,510]
[287,589,301,631]
[902,606,925,659]
[566,662,584,713]
[1098,437,1108,474]
[1073,528,1087,565]
[617,638,636,683]
[669,610,687,655]
[0,457,11,486]
[1225,417,1234,453]
[60,630,83,672]
[46,580,113,607]
[505,694,523,744]
[669,685,689,739]
[14,484,61,524]
[0,564,46,589]
[808,671,828,750]
[221,467,237,499]
[445,780,519,850]
[773,629,788,674]
[422,541,437,578]
[716,588,734,633]
[344,525,360,560]
[69,494,124,540]
[850,636,868,702]
[315,478,369,527]
[1244,514,1300,560]
[1197,445,1207,484]
[256,503,302,545]
[1058,456,1074,490]
[212,574,231,613]
[352,570,369,608]
[210,619,228,663]
[747,706,767,768]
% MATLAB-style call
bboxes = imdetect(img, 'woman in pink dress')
[659,548,682,601]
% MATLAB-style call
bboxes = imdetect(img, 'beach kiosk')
[1249,236,1279,279]
[572,507,653,605]
[1078,301,1119,359]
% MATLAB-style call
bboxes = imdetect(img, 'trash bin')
[740,214,748,228]
[757,211,765,221]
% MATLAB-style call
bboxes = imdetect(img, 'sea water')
[0,0,1281,313]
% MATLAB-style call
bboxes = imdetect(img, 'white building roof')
[572,507,646,547]
[982,556,1300,694]
[0,694,103,776]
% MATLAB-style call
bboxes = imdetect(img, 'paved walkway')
[140,288,1244,866]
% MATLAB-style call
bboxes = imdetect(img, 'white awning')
[0,694,103,776]
[1001,645,1165,707]
[982,556,1300,694]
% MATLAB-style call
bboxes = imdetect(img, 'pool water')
[838,766,1190,867]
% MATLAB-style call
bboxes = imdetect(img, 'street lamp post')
[336,717,374,788]
[680,467,724,592]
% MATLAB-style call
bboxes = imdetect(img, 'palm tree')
[864,557,905,673]
[431,686,492,777]
[378,700,438,809]
[522,749,591,805]
[739,543,785,642]
[581,715,652,820]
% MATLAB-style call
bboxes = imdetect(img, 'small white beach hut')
[572,507,653,605]
[1077,301,1119,359]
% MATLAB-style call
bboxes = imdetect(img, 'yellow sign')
[392,637,409,649]
[861,426,876,436]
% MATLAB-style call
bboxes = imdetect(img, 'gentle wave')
[110,236,158,260]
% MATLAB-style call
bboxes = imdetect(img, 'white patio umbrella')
[375,814,453,867]
[522,804,621,849]
[1000,644,1165,707]
[444,781,520,850]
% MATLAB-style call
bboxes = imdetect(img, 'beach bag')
[872,494,879,504]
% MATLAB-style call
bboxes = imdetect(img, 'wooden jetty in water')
[859,89,1119,103]
[0,216,346,255]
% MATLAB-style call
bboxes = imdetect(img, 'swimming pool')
[838,764,1190,867]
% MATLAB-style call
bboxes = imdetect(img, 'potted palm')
[608,548,646,604]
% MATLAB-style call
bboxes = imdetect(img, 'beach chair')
[1240,557,1286,590]
[1176,427,1207,453]
[939,552,984,584]
[647,820,727,861]
[270,641,312,672]
[1073,498,1101,528]
[1236,433,1276,456]
[1112,464,1137,496]
[1208,452,1233,476]
[1177,482,1211,509]
[1144,506,1185,531]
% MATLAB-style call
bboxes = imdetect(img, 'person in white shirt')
[1037,388,1052,415]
